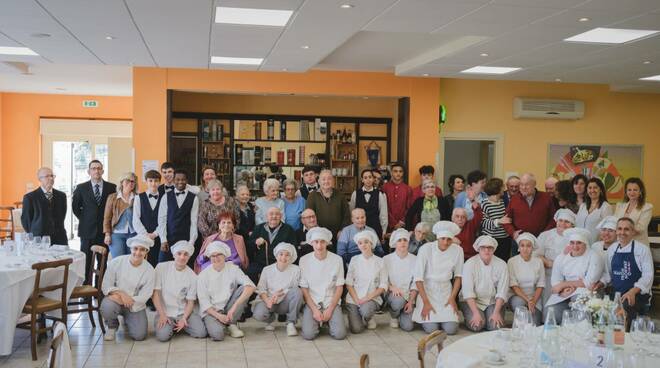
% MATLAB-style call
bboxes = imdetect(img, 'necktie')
[94,184,101,204]
[149,194,159,199]
[45,191,53,202]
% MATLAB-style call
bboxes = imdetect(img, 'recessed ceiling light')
[30,33,51,38]
[460,66,521,75]
[422,73,429,77]
[363,96,369,99]
[0,46,39,56]
[480,53,489,57]
[340,4,354,9]
[210,56,263,65]
[282,68,288,71]
[564,27,659,44]
[55,87,67,91]
[105,36,115,40]
[578,17,590,22]
[301,45,310,49]
[555,78,562,82]
[215,7,293,26]
[640,74,660,81]
[643,60,652,64]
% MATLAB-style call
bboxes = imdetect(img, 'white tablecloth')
[0,247,85,356]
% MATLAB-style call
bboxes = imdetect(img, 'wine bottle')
[267,119,275,140]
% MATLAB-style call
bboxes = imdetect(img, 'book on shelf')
[280,121,287,141]
[254,146,263,165]
[218,123,224,141]
[235,144,243,164]
[254,121,262,140]
[287,149,296,166]
[264,147,272,164]
[298,145,305,165]
[211,122,217,142]
[309,121,315,141]
[300,120,310,140]
[277,150,285,165]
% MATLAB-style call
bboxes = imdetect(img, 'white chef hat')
[171,240,194,256]
[389,228,410,248]
[353,230,379,249]
[273,242,297,264]
[126,234,154,250]
[204,241,231,258]
[473,235,498,252]
[432,221,461,239]
[516,232,538,249]
[596,216,618,231]
[554,209,576,224]
[306,227,333,244]
[564,228,591,245]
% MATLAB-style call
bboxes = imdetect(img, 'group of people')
[19,159,655,342]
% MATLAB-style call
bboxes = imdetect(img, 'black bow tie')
[149,194,159,199]
[176,191,186,196]
[363,189,373,194]
[307,185,318,191]
[165,185,174,190]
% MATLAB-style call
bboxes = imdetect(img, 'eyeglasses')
[39,174,56,179]
[301,215,316,219]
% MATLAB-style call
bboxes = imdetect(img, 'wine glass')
[646,320,659,357]
[25,233,34,249]
[41,236,51,250]
[630,318,647,354]
[33,236,42,250]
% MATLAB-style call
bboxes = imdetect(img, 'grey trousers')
[346,301,379,334]
[154,313,207,342]
[460,302,502,332]
[100,298,148,341]
[301,304,347,340]
[253,288,304,324]
[420,322,459,335]
[508,296,542,326]
[203,286,248,341]
[543,299,571,325]
[387,293,414,332]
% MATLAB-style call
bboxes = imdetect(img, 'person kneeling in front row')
[198,241,255,340]
[253,242,303,336]
[345,230,388,333]
[299,227,347,340]
[384,228,417,331]
[152,240,207,341]
[101,234,155,341]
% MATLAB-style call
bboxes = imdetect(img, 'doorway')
[40,119,133,249]
[439,133,503,195]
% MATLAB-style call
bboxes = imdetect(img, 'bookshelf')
[168,112,392,197]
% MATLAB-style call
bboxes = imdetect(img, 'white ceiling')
[1,0,660,95]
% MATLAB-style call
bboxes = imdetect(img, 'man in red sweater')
[453,204,483,259]
[503,173,556,243]
[382,163,413,233]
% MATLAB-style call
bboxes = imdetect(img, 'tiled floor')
[1,311,475,368]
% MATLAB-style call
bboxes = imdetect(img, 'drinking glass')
[630,318,647,354]
[41,236,51,249]
[25,233,34,249]
[33,236,42,249]
[646,320,659,357]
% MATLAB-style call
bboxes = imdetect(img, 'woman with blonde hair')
[103,172,138,257]
[196,165,218,202]
[197,179,239,239]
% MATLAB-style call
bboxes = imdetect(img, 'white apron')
[412,247,459,323]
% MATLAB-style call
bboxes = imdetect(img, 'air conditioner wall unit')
[513,97,585,120]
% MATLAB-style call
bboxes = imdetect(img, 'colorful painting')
[547,144,643,201]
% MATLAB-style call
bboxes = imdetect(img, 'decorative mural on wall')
[547,144,643,201]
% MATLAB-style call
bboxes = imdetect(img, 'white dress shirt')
[349,187,389,236]
[602,240,654,294]
[171,190,199,244]
[132,190,168,241]
[576,202,613,243]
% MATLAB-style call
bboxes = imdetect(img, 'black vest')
[139,192,162,233]
[356,188,382,236]
[299,184,318,200]
[166,191,195,243]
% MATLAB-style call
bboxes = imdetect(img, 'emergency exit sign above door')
[82,100,99,108]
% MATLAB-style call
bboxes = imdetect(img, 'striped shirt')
[480,199,508,238]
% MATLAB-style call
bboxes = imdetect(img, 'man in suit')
[72,160,117,284]
[295,208,318,263]
[21,167,68,245]
[161,169,199,264]
[502,175,520,208]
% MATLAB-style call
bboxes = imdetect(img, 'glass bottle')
[611,292,625,347]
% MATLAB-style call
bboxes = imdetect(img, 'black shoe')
[146,300,156,312]
[277,314,287,322]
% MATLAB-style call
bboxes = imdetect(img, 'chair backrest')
[417,330,447,368]
[0,206,15,240]
[31,258,74,308]
[359,354,369,368]
[89,245,108,290]
[49,325,64,368]
[13,201,23,209]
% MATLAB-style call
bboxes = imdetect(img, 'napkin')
[436,351,480,368]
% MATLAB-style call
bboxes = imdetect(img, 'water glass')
[41,236,51,249]
[631,318,647,354]
[33,236,42,249]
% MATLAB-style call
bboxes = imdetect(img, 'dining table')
[0,245,85,356]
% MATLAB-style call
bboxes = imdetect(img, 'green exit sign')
[82,100,99,108]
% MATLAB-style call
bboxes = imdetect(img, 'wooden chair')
[359,354,370,368]
[67,245,107,333]
[17,258,73,360]
[13,201,23,209]
[417,330,447,368]
[0,205,15,240]
[48,323,65,368]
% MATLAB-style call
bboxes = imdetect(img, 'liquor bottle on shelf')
[264,147,272,164]
[280,121,287,141]
[348,129,355,144]
[255,121,262,140]
[341,129,347,143]
[267,120,275,140]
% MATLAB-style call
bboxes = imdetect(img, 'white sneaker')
[228,324,245,338]
[286,322,298,337]
[264,323,275,331]
[103,328,116,341]
[367,319,377,330]
[390,318,399,329]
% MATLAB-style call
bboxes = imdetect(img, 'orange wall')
[439,78,660,213]
[0,93,132,205]
[133,67,440,185]
[0,94,3,205]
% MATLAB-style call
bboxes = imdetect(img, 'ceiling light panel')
[564,27,659,44]
[215,7,293,26]
[640,74,660,81]
[211,56,263,65]
[0,46,39,55]
[460,66,521,74]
